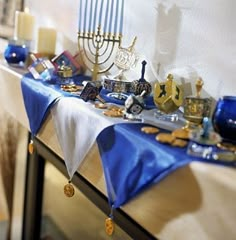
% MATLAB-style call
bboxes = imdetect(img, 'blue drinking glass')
[212,96,236,142]
[4,39,29,67]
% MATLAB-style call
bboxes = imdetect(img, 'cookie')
[103,110,123,118]
[156,133,176,144]
[172,128,190,140]
[171,139,188,147]
[94,102,108,109]
[141,126,160,134]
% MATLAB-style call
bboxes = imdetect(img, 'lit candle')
[78,0,82,32]
[103,0,110,33]
[88,0,94,31]
[37,27,57,55]
[108,0,114,33]
[119,0,124,34]
[84,0,88,32]
[93,0,98,31]
[114,0,119,34]
[14,9,35,41]
[98,0,104,26]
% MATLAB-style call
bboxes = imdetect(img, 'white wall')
[25,0,236,99]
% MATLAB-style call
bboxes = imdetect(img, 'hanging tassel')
[64,180,75,197]
[105,205,115,236]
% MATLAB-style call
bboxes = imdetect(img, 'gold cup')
[183,78,212,129]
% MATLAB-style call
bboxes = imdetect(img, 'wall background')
[24,0,236,100]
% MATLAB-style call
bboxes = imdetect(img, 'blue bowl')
[212,96,236,142]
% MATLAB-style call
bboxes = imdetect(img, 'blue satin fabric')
[21,73,93,135]
[97,123,236,208]
[21,73,155,135]
[21,73,63,135]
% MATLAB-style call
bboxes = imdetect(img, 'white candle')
[93,0,98,31]
[88,0,94,31]
[114,0,119,34]
[37,27,57,54]
[119,0,124,34]
[108,0,114,33]
[14,10,35,41]
[98,0,104,26]
[103,0,110,33]
[84,0,88,32]
[78,0,82,32]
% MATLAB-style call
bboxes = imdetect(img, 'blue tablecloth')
[21,73,236,210]
[21,73,155,135]
[97,123,236,208]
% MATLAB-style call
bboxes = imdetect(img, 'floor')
[0,123,28,240]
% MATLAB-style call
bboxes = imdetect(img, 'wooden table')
[0,60,236,240]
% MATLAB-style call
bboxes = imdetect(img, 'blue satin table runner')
[20,73,235,210]
[21,73,155,135]
[97,123,236,208]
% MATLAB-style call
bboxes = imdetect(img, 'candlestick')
[108,0,114,33]
[93,0,98,31]
[84,0,88,32]
[114,0,119,34]
[88,0,94,31]
[119,0,124,34]
[103,0,110,33]
[78,0,82,32]
[98,0,104,26]
[37,27,57,55]
[14,10,35,41]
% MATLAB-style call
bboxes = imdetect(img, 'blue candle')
[119,0,124,34]
[108,0,114,33]
[114,0,119,34]
[98,0,104,25]
[83,0,88,32]
[93,0,98,31]
[88,0,94,31]
[103,0,110,33]
[78,0,82,31]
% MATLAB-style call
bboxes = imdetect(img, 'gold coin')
[141,126,160,134]
[94,102,108,109]
[28,140,34,154]
[156,133,176,144]
[105,218,115,236]
[64,183,75,197]
[172,128,190,140]
[171,139,188,147]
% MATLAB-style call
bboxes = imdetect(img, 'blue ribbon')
[97,123,236,208]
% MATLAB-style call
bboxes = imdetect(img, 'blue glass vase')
[4,39,29,67]
[212,96,236,142]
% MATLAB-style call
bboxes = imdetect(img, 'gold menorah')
[77,0,124,81]
[78,28,122,81]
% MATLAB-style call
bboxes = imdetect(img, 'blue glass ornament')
[4,39,29,67]
[212,96,236,142]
